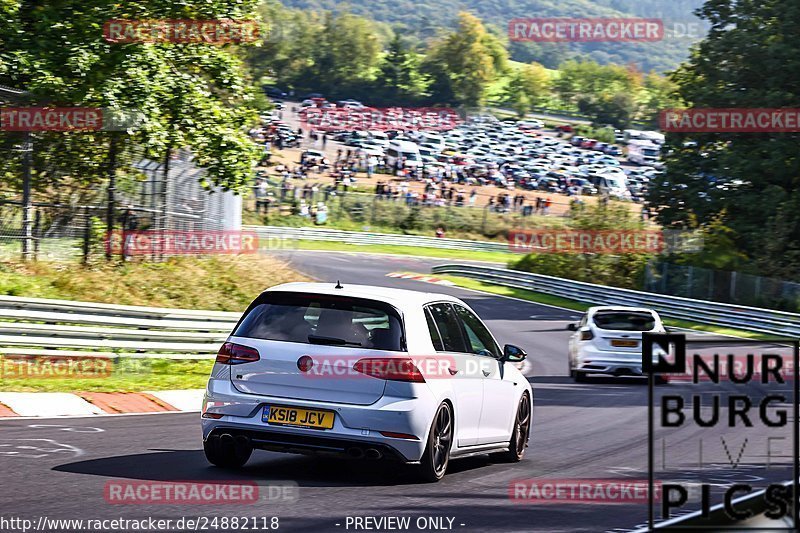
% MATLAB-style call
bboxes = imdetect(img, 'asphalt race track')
[0,251,794,533]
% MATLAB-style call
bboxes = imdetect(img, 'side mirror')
[567,323,578,331]
[503,344,527,363]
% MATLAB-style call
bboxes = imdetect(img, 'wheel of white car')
[416,402,453,482]
[492,392,531,463]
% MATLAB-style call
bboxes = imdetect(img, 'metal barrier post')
[21,132,33,261]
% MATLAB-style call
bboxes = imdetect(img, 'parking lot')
[253,101,662,219]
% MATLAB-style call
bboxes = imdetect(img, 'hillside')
[283,0,706,72]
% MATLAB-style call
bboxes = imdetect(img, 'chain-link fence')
[644,262,800,312]
[0,146,243,262]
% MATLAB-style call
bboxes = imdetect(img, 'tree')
[0,0,261,194]
[307,12,381,96]
[374,34,429,103]
[553,60,640,110]
[639,71,681,126]
[650,0,800,279]
[422,12,507,107]
[577,91,638,129]
[248,0,321,88]
[503,62,550,117]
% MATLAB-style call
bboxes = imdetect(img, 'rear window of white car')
[234,292,405,351]
[592,311,656,331]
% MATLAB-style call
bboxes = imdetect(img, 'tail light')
[353,358,425,383]
[216,342,260,365]
[580,330,594,341]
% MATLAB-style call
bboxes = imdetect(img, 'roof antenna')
[335,280,343,289]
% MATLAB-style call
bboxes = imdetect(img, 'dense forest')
[282,0,706,71]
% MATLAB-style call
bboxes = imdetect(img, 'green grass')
[243,194,572,242]
[0,254,307,310]
[437,274,775,340]
[0,357,213,392]
[292,239,515,264]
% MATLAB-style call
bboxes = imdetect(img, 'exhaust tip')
[346,447,365,459]
[365,448,383,460]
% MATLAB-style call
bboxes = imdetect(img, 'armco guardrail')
[0,295,240,359]
[430,264,800,336]
[247,225,509,253]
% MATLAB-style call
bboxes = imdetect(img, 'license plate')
[611,339,639,347]
[262,405,334,430]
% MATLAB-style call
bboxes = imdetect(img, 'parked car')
[301,149,326,164]
[538,177,560,192]
[567,177,597,195]
[263,86,287,98]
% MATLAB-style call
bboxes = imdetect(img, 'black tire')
[569,356,587,382]
[204,434,252,468]
[416,402,454,482]
[492,393,532,463]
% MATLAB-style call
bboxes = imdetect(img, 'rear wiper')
[307,334,362,347]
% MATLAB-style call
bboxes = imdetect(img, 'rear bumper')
[575,348,644,376]
[201,379,434,462]
[576,361,644,376]
[205,426,409,462]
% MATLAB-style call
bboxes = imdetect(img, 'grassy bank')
[438,274,773,340]
[292,240,514,264]
[0,255,308,310]
[0,357,212,392]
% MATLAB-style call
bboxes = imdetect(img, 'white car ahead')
[567,306,666,382]
[202,282,533,482]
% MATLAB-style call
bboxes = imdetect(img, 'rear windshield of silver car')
[233,292,405,351]
[593,311,656,331]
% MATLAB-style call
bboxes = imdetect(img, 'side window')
[424,308,444,351]
[426,303,467,353]
[453,305,500,358]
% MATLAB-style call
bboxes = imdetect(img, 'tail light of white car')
[216,342,261,365]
